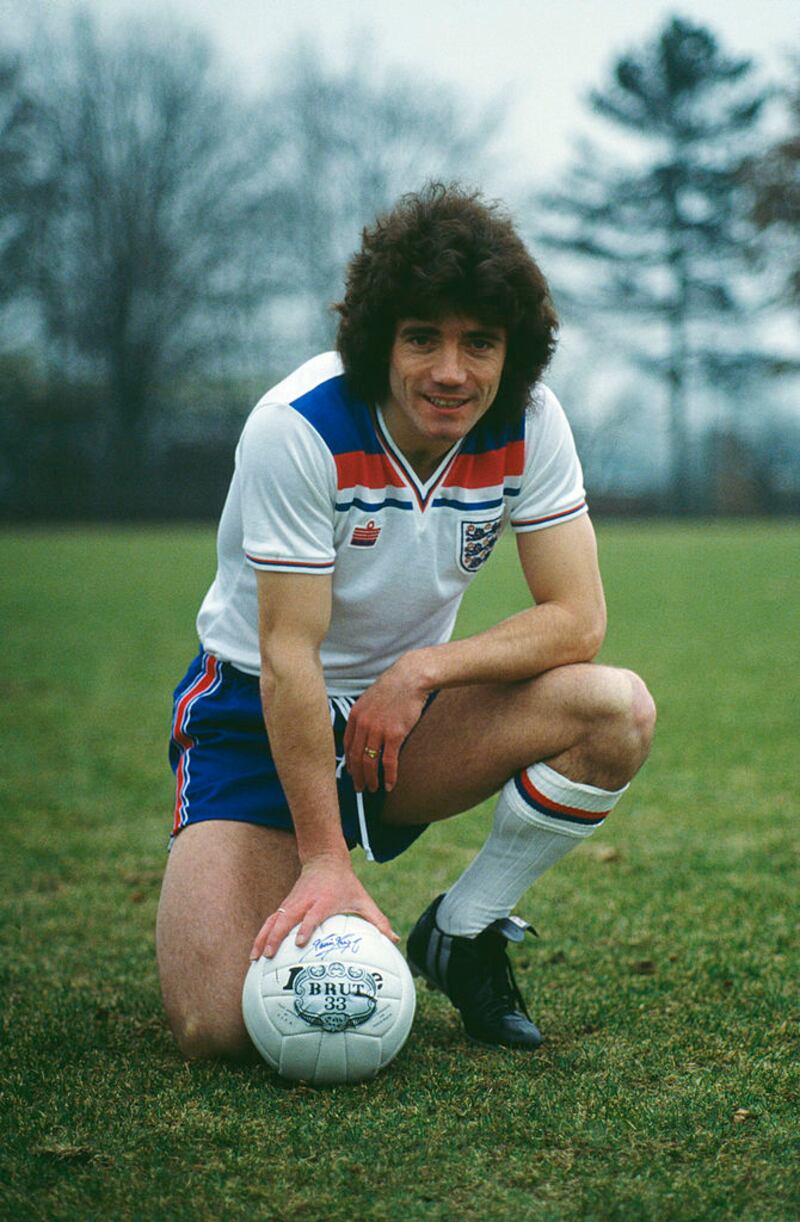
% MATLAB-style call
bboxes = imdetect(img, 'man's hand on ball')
[249,851,399,960]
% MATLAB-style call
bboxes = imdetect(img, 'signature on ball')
[311,933,363,960]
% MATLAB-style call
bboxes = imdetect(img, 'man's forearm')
[260,658,349,864]
[398,599,606,696]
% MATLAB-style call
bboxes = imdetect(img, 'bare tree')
[261,40,505,353]
[0,52,42,305]
[1,15,511,519]
[26,11,279,509]
[747,59,800,313]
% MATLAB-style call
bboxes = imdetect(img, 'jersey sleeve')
[510,386,588,533]
[238,401,337,574]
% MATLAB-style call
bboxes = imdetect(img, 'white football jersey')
[197,352,587,695]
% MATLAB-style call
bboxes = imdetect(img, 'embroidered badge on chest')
[459,517,502,573]
[349,519,382,548]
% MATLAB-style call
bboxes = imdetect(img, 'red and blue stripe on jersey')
[244,370,586,576]
[287,372,530,514]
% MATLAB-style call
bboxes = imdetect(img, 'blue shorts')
[168,650,430,863]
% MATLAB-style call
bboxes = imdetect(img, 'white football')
[242,913,416,1085]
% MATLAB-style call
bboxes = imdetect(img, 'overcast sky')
[5,0,798,191]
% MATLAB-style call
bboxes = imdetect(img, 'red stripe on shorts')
[171,654,220,833]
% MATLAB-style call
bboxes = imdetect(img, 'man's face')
[383,316,507,466]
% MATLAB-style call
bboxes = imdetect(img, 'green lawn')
[1,522,797,1221]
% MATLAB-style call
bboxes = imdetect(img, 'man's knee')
[164,995,256,1063]
[534,664,655,788]
[157,923,257,1063]
[585,666,656,779]
[627,669,657,756]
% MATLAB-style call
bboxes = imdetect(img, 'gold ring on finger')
[364,747,379,759]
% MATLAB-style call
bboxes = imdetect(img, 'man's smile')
[423,394,471,409]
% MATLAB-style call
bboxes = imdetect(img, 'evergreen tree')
[537,17,768,510]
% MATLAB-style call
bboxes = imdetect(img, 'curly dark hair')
[335,183,558,428]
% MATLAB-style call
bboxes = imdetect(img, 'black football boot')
[407,894,542,1049]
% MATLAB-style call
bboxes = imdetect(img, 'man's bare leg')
[384,661,654,933]
[381,663,655,827]
[156,822,300,1061]
[387,663,654,1046]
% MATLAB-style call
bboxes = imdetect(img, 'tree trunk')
[667,316,691,514]
[105,354,150,518]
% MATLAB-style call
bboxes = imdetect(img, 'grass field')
[1,522,797,1221]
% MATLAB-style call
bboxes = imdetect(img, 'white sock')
[436,762,629,938]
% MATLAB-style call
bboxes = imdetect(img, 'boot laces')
[472,934,532,1022]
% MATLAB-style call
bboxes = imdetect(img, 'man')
[157,184,656,1060]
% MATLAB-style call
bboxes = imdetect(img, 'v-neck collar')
[374,405,464,512]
